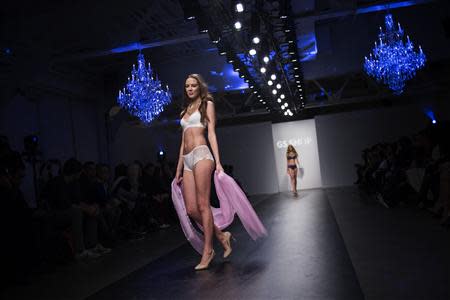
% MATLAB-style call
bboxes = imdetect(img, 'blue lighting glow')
[117,53,172,124]
[424,108,437,124]
[364,14,426,94]
[111,43,143,53]
[357,0,430,14]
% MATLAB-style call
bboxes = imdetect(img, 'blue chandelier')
[364,14,426,95]
[117,52,172,123]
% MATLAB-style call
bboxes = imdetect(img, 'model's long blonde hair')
[180,74,213,124]
[286,144,298,158]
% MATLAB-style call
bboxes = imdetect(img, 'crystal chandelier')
[364,14,426,95]
[117,52,172,123]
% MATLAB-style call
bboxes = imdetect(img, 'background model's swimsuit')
[287,154,298,169]
[180,111,214,171]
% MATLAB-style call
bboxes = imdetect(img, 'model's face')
[185,77,200,100]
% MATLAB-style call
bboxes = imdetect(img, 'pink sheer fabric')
[171,171,268,254]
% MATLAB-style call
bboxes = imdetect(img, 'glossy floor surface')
[88,190,364,300]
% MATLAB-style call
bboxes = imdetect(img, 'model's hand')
[175,170,183,184]
[215,163,224,174]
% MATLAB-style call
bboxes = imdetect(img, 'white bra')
[180,111,206,131]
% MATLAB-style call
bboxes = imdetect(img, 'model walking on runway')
[172,74,267,270]
[286,144,300,196]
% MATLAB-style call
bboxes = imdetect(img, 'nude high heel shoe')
[222,232,235,259]
[195,250,215,270]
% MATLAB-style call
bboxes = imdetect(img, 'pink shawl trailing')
[171,171,268,254]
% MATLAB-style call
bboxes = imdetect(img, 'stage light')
[253,90,258,94]
[260,67,266,73]
[249,48,256,56]
[272,89,277,94]
[263,56,269,63]
[234,21,242,30]
[277,98,281,103]
[236,3,244,12]
[280,94,285,99]
[432,119,437,124]
[284,102,288,107]
[268,80,273,86]
[270,74,276,80]
[252,37,260,44]
[276,83,281,89]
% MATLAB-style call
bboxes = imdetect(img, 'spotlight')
[267,80,273,86]
[270,74,277,80]
[277,98,281,103]
[272,89,277,94]
[276,83,281,89]
[257,94,261,98]
[295,75,299,78]
[181,1,199,21]
[219,51,226,55]
[263,56,269,63]
[252,37,260,44]
[284,102,288,107]
[280,94,285,99]
[253,90,258,94]
[249,48,256,56]
[432,119,437,124]
[234,21,242,30]
[260,67,266,73]
[250,85,254,89]
[292,59,297,62]
[236,2,244,12]
[294,67,299,70]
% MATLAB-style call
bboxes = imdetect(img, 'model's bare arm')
[206,101,224,172]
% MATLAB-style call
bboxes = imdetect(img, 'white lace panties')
[183,145,214,172]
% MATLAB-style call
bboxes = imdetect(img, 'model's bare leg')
[293,169,298,194]
[182,170,225,242]
[193,159,217,264]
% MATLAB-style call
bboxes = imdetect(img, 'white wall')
[272,119,323,191]
[217,122,279,195]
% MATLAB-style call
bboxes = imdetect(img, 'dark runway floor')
[87,190,364,300]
